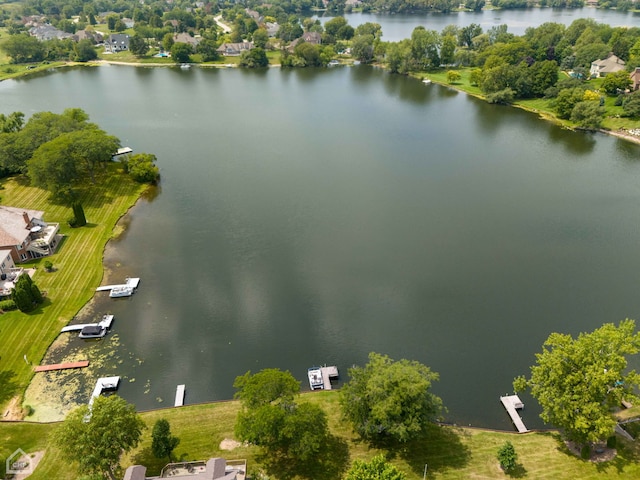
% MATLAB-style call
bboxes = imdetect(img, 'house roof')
[216,42,254,53]
[592,54,625,74]
[0,206,43,247]
[106,33,130,45]
[174,32,200,46]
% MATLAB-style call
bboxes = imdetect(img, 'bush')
[0,299,17,311]
[68,216,78,228]
[44,260,53,272]
[581,444,591,459]
[497,441,518,472]
[486,88,515,105]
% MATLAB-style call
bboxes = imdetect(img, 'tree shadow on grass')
[505,462,527,478]
[260,434,350,480]
[390,423,472,477]
[0,369,20,404]
[130,446,171,477]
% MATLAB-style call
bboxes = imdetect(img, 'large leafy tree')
[55,395,146,480]
[11,273,43,312]
[340,352,443,444]
[514,320,640,445]
[344,455,406,480]
[234,369,328,463]
[1,34,45,63]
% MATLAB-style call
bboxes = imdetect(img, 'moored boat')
[308,367,324,390]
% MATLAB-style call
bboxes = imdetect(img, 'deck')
[175,384,186,407]
[60,314,114,333]
[96,277,140,292]
[89,376,120,406]
[320,366,339,390]
[34,360,89,372]
[500,395,528,433]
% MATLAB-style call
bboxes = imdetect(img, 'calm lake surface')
[4,63,640,429]
[318,8,640,41]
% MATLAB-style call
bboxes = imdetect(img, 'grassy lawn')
[3,392,640,479]
[0,165,147,415]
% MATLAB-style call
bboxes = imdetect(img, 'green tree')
[11,273,42,312]
[514,320,640,446]
[129,34,148,56]
[73,39,97,62]
[239,47,268,68]
[440,35,457,65]
[151,419,180,462]
[125,153,160,183]
[344,455,406,480]
[234,369,328,463]
[340,352,443,444]
[352,34,375,63]
[324,16,348,37]
[555,87,586,119]
[447,70,461,83]
[570,100,604,130]
[55,395,146,480]
[601,70,633,95]
[162,33,174,53]
[497,441,518,473]
[1,34,45,63]
[171,42,192,63]
[252,28,269,49]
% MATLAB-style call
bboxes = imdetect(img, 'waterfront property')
[96,277,140,297]
[0,206,60,263]
[590,53,626,78]
[124,458,246,480]
[60,314,114,338]
[216,42,254,56]
[0,267,34,298]
[308,366,339,390]
[104,34,130,53]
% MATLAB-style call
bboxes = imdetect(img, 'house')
[590,53,625,78]
[122,18,135,29]
[173,32,200,49]
[631,68,640,91]
[288,31,322,51]
[29,24,73,41]
[265,22,279,38]
[123,458,246,480]
[216,42,254,56]
[0,250,16,277]
[73,29,103,43]
[167,19,180,31]
[245,9,262,23]
[0,206,60,264]
[104,34,130,53]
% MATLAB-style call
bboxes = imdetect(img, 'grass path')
[0,166,147,414]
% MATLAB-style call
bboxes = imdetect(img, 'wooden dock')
[500,395,528,433]
[96,277,140,292]
[61,314,114,333]
[175,384,186,406]
[320,366,339,390]
[89,376,120,407]
[34,360,89,372]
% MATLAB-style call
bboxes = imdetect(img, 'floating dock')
[96,278,140,297]
[500,394,528,433]
[175,384,186,407]
[60,314,114,333]
[89,376,120,407]
[320,366,339,390]
[112,147,133,158]
[34,360,89,372]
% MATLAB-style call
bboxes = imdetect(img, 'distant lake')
[4,63,640,430]
[316,8,640,41]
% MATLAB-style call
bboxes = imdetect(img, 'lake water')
[4,62,640,429]
[317,8,640,41]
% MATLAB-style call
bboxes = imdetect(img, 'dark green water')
[3,65,640,429]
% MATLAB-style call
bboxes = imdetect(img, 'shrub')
[486,88,515,105]
[581,444,591,459]
[497,441,518,472]
[0,299,17,311]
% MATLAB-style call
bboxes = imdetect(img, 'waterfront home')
[124,458,246,480]
[590,53,625,78]
[217,42,254,56]
[0,206,60,263]
[29,24,73,41]
[173,32,201,49]
[104,34,130,53]
[287,31,322,51]
[631,68,640,91]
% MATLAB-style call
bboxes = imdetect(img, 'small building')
[265,22,279,38]
[216,42,254,56]
[631,67,640,91]
[288,31,322,52]
[104,34,130,53]
[122,18,135,29]
[590,53,626,78]
[0,206,60,263]
[73,29,104,43]
[123,458,246,480]
[29,24,73,41]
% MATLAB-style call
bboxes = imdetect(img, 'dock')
[89,376,120,407]
[320,366,339,390]
[96,277,140,292]
[34,360,89,372]
[500,394,528,433]
[60,314,114,333]
[175,384,186,407]
[112,147,133,159]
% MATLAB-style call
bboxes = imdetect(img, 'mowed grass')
[4,392,640,479]
[0,165,147,413]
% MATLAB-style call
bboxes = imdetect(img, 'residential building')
[173,32,201,49]
[29,24,73,41]
[217,42,254,56]
[104,34,130,53]
[0,206,60,263]
[265,22,279,38]
[123,458,246,480]
[288,31,322,51]
[590,53,626,78]
[631,67,640,91]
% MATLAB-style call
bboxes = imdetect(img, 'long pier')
[175,384,186,406]
[500,395,528,433]
[96,277,140,292]
[34,360,89,372]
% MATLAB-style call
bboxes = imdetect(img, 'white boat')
[109,285,134,298]
[180,63,191,70]
[423,78,432,84]
[308,367,324,390]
